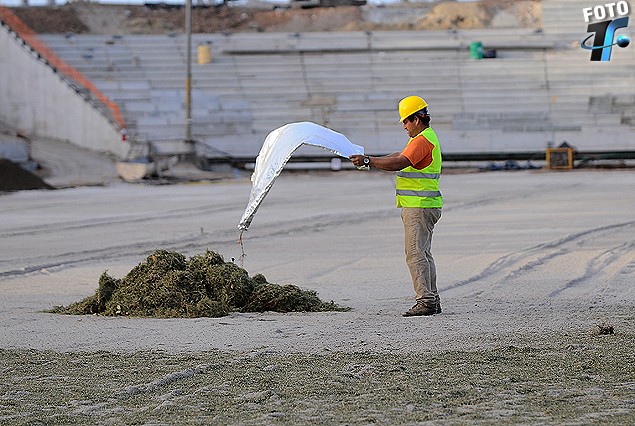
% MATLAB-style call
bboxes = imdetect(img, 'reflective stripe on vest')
[396,172,441,179]
[396,190,442,197]
[396,127,443,209]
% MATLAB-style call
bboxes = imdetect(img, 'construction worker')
[350,95,443,316]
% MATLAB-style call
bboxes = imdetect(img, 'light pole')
[185,0,193,142]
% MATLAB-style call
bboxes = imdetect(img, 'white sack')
[238,122,364,231]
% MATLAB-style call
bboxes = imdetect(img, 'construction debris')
[49,249,349,318]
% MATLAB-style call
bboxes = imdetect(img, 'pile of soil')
[0,159,53,192]
[417,0,540,30]
[8,0,541,35]
[8,6,90,34]
[50,249,349,318]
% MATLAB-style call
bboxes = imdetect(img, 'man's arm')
[349,153,412,171]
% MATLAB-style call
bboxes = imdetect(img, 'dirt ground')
[1,168,635,424]
[9,0,541,34]
[3,335,634,424]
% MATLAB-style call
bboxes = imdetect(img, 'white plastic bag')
[238,122,364,231]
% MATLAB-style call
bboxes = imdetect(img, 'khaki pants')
[401,207,442,303]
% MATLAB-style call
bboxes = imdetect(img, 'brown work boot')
[402,301,437,317]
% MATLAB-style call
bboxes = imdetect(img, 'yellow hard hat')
[398,95,428,123]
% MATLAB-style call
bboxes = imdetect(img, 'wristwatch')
[363,156,370,166]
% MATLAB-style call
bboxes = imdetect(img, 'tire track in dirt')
[0,208,395,279]
[0,179,601,281]
[443,220,635,296]
[0,201,246,239]
[0,234,218,279]
[549,240,635,298]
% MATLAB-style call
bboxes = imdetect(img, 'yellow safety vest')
[395,127,443,208]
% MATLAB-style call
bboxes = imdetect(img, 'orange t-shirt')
[401,135,434,170]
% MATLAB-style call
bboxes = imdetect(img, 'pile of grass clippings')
[50,250,349,318]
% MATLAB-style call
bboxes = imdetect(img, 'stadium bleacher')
[14,0,635,163]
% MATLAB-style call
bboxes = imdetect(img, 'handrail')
[0,6,126,132]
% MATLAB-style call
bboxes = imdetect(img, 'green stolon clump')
[49,249,350,318]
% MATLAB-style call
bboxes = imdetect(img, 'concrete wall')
[0,24,128,159]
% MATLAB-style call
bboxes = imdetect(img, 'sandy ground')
[1,164,635,423]
[2,167,634,353]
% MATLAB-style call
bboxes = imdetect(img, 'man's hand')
[349,155,367,167]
